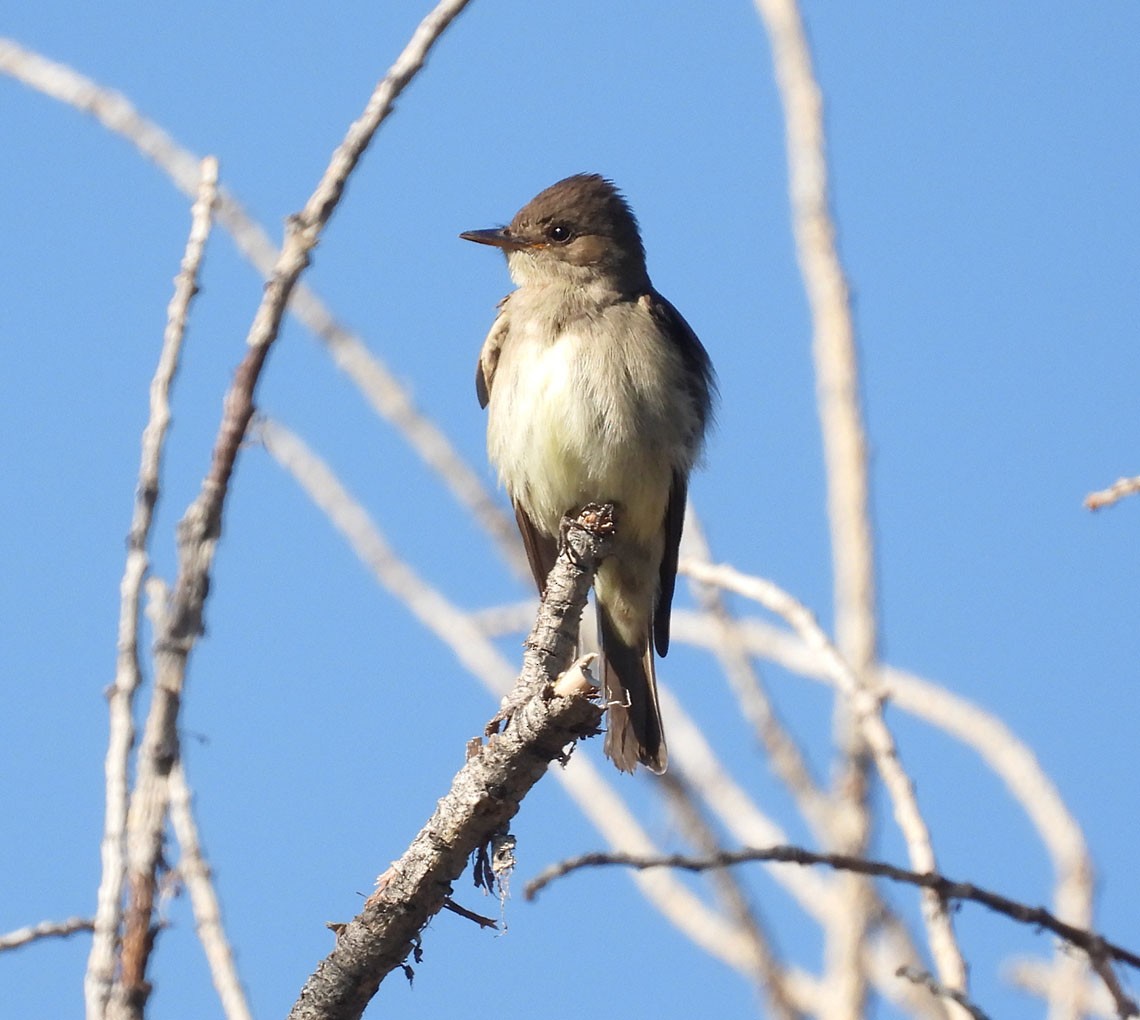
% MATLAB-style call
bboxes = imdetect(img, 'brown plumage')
[462,175,714,772]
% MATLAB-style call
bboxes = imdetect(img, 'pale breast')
[486,302,687,540]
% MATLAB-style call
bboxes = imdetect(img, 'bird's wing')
[475,297,511,409]
[641,291,714,659]
[642,290,716,437]
[654,471,687,658]
[513,500,559,595]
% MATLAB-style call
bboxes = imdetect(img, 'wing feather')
[475,298,511,409]
[513,501,558,594]
[654,472,687,657]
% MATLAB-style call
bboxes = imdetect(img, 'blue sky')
[2,3,1138,1018]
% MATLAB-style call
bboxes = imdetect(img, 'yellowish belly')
[486,329,672,541]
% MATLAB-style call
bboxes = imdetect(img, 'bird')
[461,173,714,773]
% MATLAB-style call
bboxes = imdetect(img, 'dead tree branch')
[86,156,218,1020]
[286,506,610,1020]
[525,843,1140,1013]
[111,3,472,1015]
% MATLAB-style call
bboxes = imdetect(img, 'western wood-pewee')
[461,174,714,773]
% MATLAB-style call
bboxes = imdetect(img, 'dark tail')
[597,604,667,773]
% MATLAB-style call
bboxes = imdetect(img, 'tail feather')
[598,604,667,774]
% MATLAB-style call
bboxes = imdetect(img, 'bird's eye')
[548,224,573,244]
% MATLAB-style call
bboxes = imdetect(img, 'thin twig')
[114,5,472,1015]
[896,967,993,1020]
[440,899,498,930]
[525,846,1140,974]
[85,156,218,1020]
[868,927,954,1020]
[1085,475,1140,511]
[0,917,95,951]
[168,763,252,1020]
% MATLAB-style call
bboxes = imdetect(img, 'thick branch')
[286,507,610,1020]
[259,421,774,984]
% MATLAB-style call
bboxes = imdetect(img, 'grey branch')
[88,156,218,1020]
[286,506,610,1020]
[524,845,1140,1004]
[0,33,527,583]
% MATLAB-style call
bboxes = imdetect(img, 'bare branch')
[114,5,472,1014]
[682,511,832,841]
[0,34,527,580]
[750,0,876,678]
[750,2,881,1010]
[286,508,607,1020]
[671,603,1096,1015]
[83,156,218,1020]
[525,845,1140,978]
[258,417,771,980]
[168,764,252,1020]
[670,608,1094,924]
[1085,475,1140,511]
[659,773,807,1020]
[680,559,968,999]
[0,917,95,952]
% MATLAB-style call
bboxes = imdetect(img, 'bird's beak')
[459,227,533,251]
